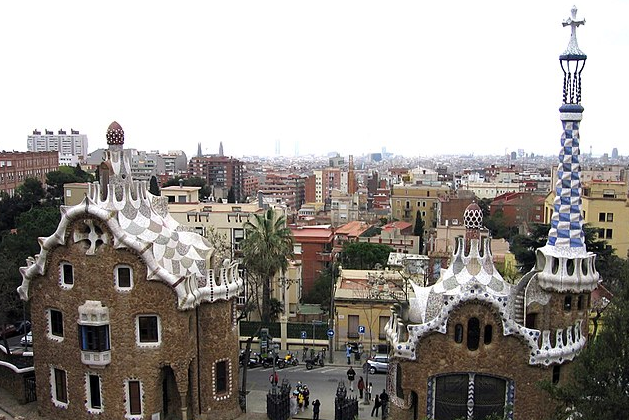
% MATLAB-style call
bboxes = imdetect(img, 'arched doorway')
[161,365,182,420]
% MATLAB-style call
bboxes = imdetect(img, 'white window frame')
[124,379,144,419]
[114,265,134,291]
[50,366,69,408]
[135,315,161,348]
[59,262,74,290]
[85,373,104,413]
[47,308,64,342]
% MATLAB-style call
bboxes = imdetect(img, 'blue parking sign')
[358,325,366,334]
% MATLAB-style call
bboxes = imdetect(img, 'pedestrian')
[290,391,299,416]
[347,366,356,391]
[358,376,365,399]
[371,395,381,417]
[313,399,321,420]
[346,343,352,364]
[367,382,373,402]
[303,385,310,408]
[379,389,389,419]
[298,391,305,412]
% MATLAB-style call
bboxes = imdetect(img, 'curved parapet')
[535,246,599,292]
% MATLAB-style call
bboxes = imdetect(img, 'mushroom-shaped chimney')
[106,121,125,149]
[463,201,483,241]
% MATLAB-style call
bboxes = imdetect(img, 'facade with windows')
[19,122,244,420]
[27,128,89,163]
[0,150,58,197]
[544,179,629,258]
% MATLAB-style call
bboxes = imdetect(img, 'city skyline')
[1,2,628,159]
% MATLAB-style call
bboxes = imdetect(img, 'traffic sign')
[358,325,366,334]
[327,329,335,337]
[301,330,307,339]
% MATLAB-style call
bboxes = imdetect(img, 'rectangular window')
[50,309,64,337]
[88,374,102,409]
[54,368,68,404]
[128,380,142,415]
[117,266,132,288]
[62,263,74,285]
[216,361,228,393]
[606,229,613,239]
[137,316,159,344]
[348,315,359,338]
[607,213,614,222]
[379,316,389,340]
[598,212,606,222]
[80,325,110,351]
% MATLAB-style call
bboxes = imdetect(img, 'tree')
[227,186,236,203]
[149,176,160,196]
[484,209,515,240]
[303,266,334,314]
[413,210,425,254]
[15,178,46,206]
[0,205,61,349]
[510,223,550,272]
[340,242,394,270]
[541,263,629,420]
[240,208,294,323]
[45,166,92,200]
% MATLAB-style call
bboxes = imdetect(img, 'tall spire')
[536,6,598,292]
[197,142,202,157]
[219,141,224,157]
[546,5,587,252]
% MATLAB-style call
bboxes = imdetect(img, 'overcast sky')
[1,1,627,159]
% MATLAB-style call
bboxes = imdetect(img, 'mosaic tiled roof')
[19,126,242,310]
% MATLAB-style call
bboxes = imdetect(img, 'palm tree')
[241,207,294,323]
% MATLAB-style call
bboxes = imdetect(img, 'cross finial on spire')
[562,6,586,57]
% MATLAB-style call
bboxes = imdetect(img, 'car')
[366,354,389,374]
[0,324,17,338]
[20,331,33,346]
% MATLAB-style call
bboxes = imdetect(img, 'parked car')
[15,320,31,335]
[366,354,389,374]
[20,331,33,346]
[0,324,17,338]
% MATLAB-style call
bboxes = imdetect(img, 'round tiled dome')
[464,202,483,230]
[106,121,124,145]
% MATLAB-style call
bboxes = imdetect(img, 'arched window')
[484,325,493,345]
[564,295,572,311]
[454,324,464,343]
[467,318,480,351]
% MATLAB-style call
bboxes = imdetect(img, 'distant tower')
[348,155,357,194]
[537,6,598,292]
[612,147,619,159]
[197,142,202,157]
[219,141,224,157]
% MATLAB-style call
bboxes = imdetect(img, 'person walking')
[312,399,321,420]
[371,395,381,417]
[347,366,356,392]
[367,382,373,402]
[346,343,352,364]
[379,389,389,419]
[357,376,365,399]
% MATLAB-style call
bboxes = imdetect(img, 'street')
[243,362,387,419]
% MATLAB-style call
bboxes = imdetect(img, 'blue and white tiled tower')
[537,6,599,292]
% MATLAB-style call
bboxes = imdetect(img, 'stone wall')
[29,217,241,419]
[388,302,567,420]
